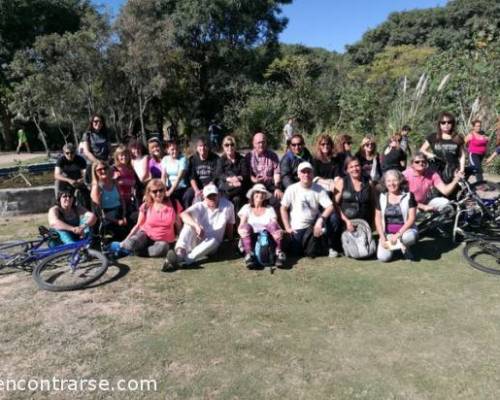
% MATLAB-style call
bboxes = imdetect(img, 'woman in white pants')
[375,169,418,262]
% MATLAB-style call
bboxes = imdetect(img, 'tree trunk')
[33,116,50,157]
[0,106,15,150]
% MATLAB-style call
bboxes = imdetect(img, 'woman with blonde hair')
[91,160,128,240]
[120,179,182,261]
[113,145,138,215]
[311,134,342,192]
[355,135,382,181]
[215,135,249,211]
[375,169,417,262]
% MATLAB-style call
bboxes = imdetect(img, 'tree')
[0,0,92,149]
[9,9,112,147]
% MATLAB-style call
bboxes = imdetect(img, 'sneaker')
[275,250,286,267]
[328,248,340,258]
[161,249,177,272]
[404,248,415,262]
[244,253,256,269]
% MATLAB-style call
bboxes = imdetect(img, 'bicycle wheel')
[463,239,500,275]
[32,248,108,291]
[0,240,40,269]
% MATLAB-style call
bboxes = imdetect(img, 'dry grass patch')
[1,214,500,399]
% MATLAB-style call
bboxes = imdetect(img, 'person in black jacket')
[183,136,219,208]
[215,135,249,211]
[280,134,313,190]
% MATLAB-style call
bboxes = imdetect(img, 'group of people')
[49,112,500,270]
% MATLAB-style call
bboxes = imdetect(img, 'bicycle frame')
[0,236,93,269]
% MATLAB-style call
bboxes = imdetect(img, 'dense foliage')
[0,0,498,154]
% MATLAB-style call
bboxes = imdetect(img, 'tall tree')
[0,0,92,148]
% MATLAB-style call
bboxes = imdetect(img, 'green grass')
[2,214,500,399]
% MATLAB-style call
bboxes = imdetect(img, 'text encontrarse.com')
[0,377,157,392]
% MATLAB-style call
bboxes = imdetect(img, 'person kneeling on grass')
[238,183,286,269]
[119,179,182,260]
[163,184,235,269]
[375,169,418,262]
[48,190,97,244]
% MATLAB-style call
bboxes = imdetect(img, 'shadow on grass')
[85,260,130,289]
[413,236,460,261]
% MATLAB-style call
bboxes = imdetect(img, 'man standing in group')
[280,161,339,258]
[245,132,283,207]
[282,118,294,147]
[400,125,412,156]
[16,127,31,154]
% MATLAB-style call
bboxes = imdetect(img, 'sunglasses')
[364,143,374,147]
[93,119,102,124]
[64,151,75,155]
[61,194,74,199]
[300,169,313,174]
[291,142,304,147]
[413,160,427,165]
[224,143,235,147]
[151,188,165,194]
[320,142,331,146]
[440,121,452,125]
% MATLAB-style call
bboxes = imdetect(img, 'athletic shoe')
[404,248,416,262]
[244,253,256,269]
[161,249,178,272]
[275,250,286,267]
[328,248,340,258]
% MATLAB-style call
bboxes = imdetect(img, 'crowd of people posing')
[50,112,500,270]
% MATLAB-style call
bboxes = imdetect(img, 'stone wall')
[0,185,54,217]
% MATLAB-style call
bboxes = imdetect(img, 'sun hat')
[246,183,272,200]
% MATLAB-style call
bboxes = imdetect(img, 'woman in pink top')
[113,145,138,215]
[120,179,182,257]
[465,119,488,183]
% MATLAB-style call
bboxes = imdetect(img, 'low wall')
[0,185,54,217]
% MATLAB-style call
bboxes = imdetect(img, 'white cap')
[297,161,313,173]
[203,184,218,197]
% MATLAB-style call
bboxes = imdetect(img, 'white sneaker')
[328,248,340,258]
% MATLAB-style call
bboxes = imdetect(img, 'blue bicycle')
[0,226,108,291]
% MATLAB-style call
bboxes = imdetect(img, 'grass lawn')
[1,214,500,399]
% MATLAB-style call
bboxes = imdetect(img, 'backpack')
[341,219,376,259]
[254,230,276,267]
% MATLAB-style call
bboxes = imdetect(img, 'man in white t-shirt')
[165,184,235,268]
[280,161,340,258]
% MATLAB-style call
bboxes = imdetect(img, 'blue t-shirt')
[161,155,188,190]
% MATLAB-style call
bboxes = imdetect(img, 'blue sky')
[96,0,448,53]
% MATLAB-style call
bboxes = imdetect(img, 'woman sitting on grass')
[375,169,417,262]
[48,190,97,244]
[91,160,129,241]
[120,179,182,260]
[237,184,286,269]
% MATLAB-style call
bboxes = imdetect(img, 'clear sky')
[95,0,448,53]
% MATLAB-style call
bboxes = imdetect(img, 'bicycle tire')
[463,238,500,275]
[0,240,40,269]
[32,248,108,291]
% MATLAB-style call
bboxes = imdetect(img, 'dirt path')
[0,151,50,166]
